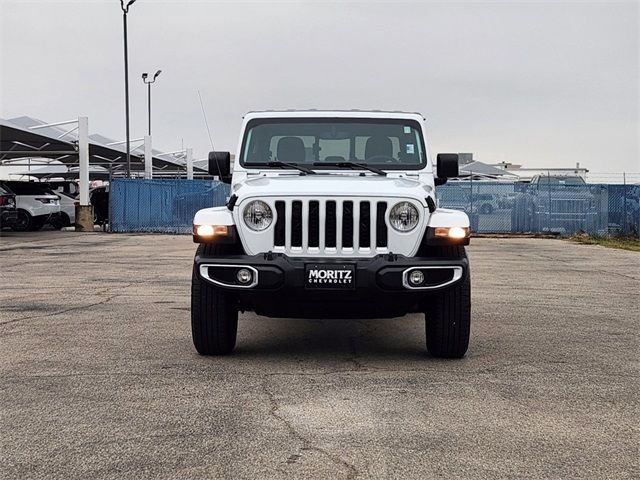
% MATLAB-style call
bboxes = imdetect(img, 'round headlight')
[389,201,420,232]
[243,200,273,231]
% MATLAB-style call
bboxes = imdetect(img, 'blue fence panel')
[438,182,640,237]
[111,179,230,233]
[110,179,639,237]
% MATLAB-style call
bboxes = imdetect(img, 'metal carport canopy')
[0,116,202,173]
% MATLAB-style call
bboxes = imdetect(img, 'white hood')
[234,174,432,205]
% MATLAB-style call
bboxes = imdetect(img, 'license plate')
[305,264,355,290]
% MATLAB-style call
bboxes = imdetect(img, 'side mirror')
[435,153,459,185]
[208,151,231,184]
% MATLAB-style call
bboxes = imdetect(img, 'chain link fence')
[109,179,639,237]
[110,179,230,233]
[438,182,640,237]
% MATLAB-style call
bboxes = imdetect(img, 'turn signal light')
[194,225,229,237]
[434,226,469,239]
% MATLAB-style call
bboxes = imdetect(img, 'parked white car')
[53,191,77,228]
[0,181,61,231]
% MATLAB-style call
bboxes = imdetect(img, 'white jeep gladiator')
[191,111,471,358]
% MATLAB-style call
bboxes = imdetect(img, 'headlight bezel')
[388,201,420,232]
[242,200,274,231]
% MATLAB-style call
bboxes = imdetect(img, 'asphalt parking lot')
[1,232,638,479]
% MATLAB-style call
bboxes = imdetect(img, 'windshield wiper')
[262,161,316,175]
[313,161,387,177]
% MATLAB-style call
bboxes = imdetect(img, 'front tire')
[191,244,239,355]
[422,246,471,358]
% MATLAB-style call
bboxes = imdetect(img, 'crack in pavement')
[95,282,136,296]
[0,294,119,326]
[261,378,359,479]
[347,336,366,371]
[0,281,137,327]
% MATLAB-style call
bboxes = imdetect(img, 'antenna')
[198,90,215,151]
[198,90,222,179]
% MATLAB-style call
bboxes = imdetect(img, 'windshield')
[535,176,586,186]
[240,118,426,170]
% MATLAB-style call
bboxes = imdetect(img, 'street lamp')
[120,0,137,178]
[142,70,162,136]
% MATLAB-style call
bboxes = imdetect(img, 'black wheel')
[191,244,240,355]
[421,245,471,359]
[51,213,71,230]
[11,210,33,231]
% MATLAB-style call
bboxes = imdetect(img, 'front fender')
[193,206,235,226]
[192,207,238,244]
[428,208,470,228]
[422,208,471,246]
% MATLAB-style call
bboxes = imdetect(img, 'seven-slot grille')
[273,199,389,254]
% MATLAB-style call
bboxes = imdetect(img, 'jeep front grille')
[273,199,388,254]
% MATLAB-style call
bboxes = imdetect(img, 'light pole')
[142,70,162,135]
[120,0,137,178]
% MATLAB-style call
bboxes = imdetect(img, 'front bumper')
[195,252,468,318]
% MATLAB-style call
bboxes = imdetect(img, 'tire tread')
[423,245,471,358]
[191,244,239,355]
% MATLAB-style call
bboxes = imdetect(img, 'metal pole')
[547,171,551,232]
[186,148,194,180]
[123,10,131,178]
[78,117,90,206]
[108,166,113,232]
[75,116,94,231]
[148,82,152,135]
[469,171,473,213]
[144,135,153,179]
[623,172,627,235]
[142,70,160,137]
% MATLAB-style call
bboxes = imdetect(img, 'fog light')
[409,270,425,286]
[236,268,253,284]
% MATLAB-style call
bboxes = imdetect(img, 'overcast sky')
[1,0,638,173]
